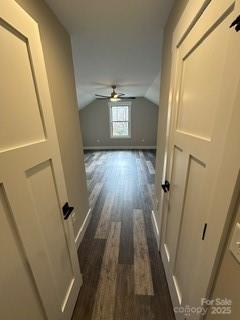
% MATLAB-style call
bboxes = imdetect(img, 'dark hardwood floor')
[72,150,175,320]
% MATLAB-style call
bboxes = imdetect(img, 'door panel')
[174,156,206,305]
[0,1,82,319]
[26,161,74,304]
[176,12,230,140]
[160,0,240,319]
[0,185,45,320]
[164,146,186,266]
[0,21,45,151]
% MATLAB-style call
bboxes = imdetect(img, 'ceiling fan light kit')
[110,97,121,102]
[95,85,136,101]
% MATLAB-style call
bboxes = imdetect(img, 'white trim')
[172,0,210,51]
[75,208,92,249]
[110,135,131,139]
[151,210,160,249]
[83,146,156,150]
[109,101,132,139]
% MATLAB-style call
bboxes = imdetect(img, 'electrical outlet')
[229,222,240,263]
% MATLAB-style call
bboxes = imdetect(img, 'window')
[109,102,131,138]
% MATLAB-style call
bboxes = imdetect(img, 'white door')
[160,0,240,319]
[0,1,82,319]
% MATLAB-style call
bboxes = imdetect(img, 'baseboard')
[83,146,156,150]
[151,210,160,249]
[75,208,92,249]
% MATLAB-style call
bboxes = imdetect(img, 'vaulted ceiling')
[45,0,174,108]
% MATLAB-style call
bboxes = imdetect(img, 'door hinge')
[230,15,240,32]
[202,223,208,240]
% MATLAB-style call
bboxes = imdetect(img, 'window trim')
[109,101,131,139]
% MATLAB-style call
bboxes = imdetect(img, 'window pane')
[112,106,129,121]
[112,122,129,136]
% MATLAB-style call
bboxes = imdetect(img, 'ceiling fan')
[95,85,136,102]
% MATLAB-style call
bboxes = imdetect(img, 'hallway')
[72,150,175,319]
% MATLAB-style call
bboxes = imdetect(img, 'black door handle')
[62,202,74,220]
[230,15,240,32]
[161,180,170,193]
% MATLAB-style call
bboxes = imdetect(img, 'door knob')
[62,202,74,220]
[161,180,170,193]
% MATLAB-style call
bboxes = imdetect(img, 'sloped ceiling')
[45,0,174,108]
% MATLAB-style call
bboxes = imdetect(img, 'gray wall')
[79,97,158,148]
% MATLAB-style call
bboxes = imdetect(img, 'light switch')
[229,222,240,263]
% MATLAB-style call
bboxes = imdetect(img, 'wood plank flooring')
[133,209,154,296]
[72,150,175,320]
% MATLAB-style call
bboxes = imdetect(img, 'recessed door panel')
[176,2,233,140]
[174,156,206,305]
[0,185,45,320]
[165,146,186,264]
[26,161,74,305]
[0,21,45,151]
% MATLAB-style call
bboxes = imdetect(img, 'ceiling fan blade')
[95,94,110,98]
[96,97,109,100]
[119,97,136,100]
[117,93,125,97]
